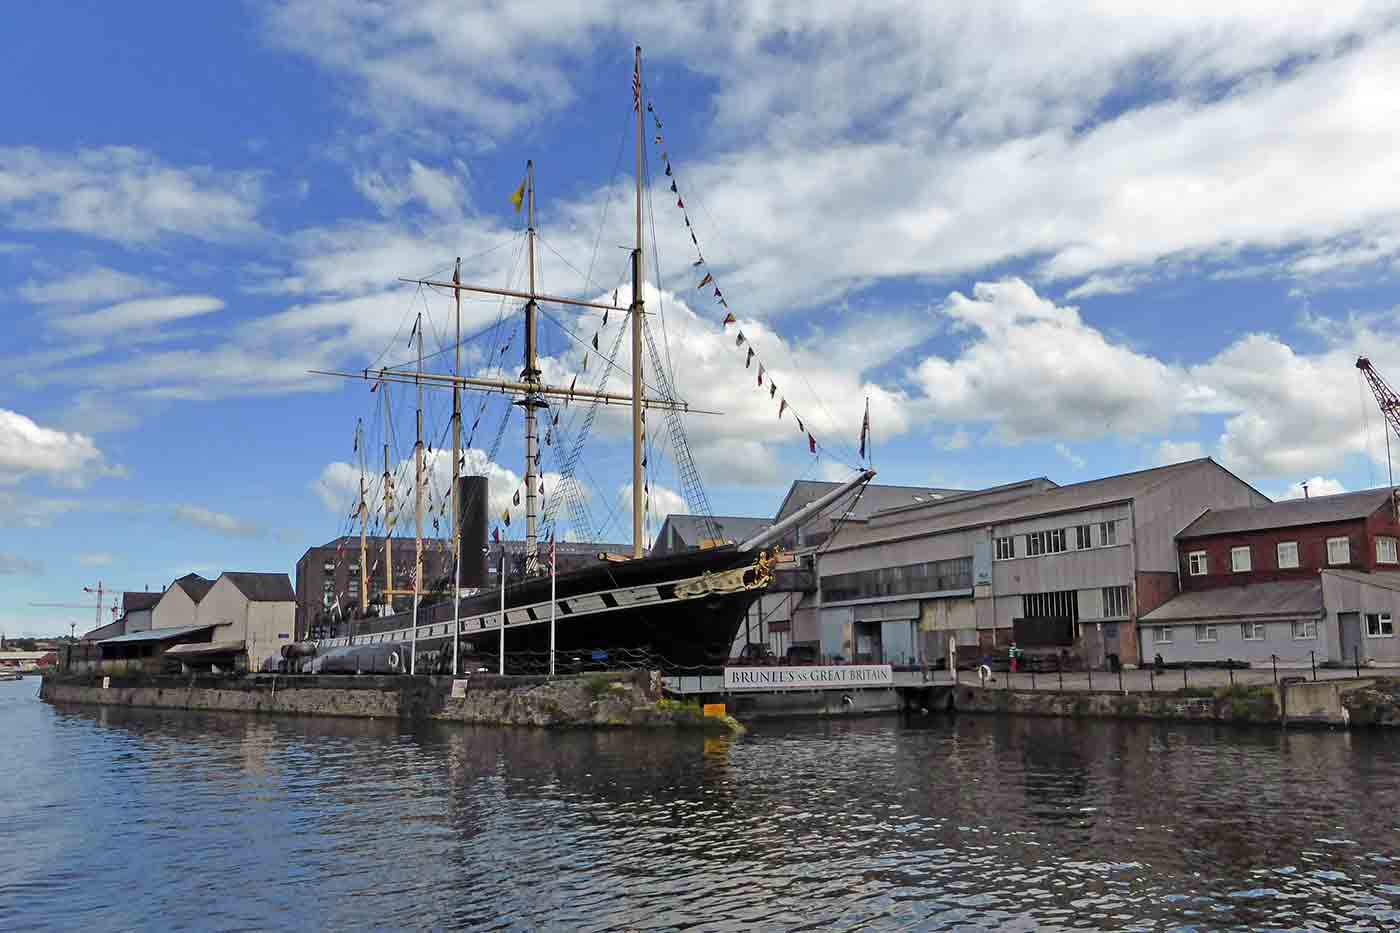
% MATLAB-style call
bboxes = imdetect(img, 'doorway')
[1338,612,1362,667]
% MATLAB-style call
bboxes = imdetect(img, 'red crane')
[1356,357,1400,516]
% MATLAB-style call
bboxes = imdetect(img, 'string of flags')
[648,99,822,457]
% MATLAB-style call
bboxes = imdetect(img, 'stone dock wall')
[923,677,1400,727]
[41,671,724,729]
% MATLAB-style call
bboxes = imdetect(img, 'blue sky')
[6,2,1400,636]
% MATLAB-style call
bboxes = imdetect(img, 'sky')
[6,2,1400,637]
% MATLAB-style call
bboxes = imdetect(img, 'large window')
[1231,546,1252,573]
[1366,613,1395,637]
[1021,590,1080,620]
[1328,536,1351,565]
[1102,585,1131,618]
[1099,520,1118,546]
[1277,541,1299,569]
[821,556,973,603]
[1378,537,1398,564]
[1075,524,1093,550]
[1188,551,1208,576]
[1241,622,1266,641]
[1026,528,1067,557]
[994,536,1015,560]
[1195,624,1218,643]
[1292,620,1318,640]
[1153,626,1174,644]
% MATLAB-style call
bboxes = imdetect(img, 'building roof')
[1179,487,1396,539]
[164,640,246,657]
[654,514,773,554]
[221,572,295,602]
[99,623,218,644]
[171,573,216,603]
[774,480,969,525]
[1324,568,1400,593]
[122,592,160,613]
[81,619,126,642]
[1139,579,1324,624]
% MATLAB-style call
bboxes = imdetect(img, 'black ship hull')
[317,545,769,673]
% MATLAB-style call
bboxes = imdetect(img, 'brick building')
[1141,488,1400,667]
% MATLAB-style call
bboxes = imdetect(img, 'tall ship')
[300,49,873,676]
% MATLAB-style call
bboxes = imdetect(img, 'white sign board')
[450,678,470,699]
[723,665,894,691]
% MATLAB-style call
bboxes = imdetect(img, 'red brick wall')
[1176,514,1400,590]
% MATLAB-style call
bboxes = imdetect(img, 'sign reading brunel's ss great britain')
[723,665,894,691]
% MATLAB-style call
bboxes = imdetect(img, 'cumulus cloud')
[0,552,44,576]
[52,295,224,336]
[0,408,126,488]
[1155,440,1206,466]
[0,491,80,528]
[18,266,159,306]
[1279,477,1349,500]
[172,504,263,538]
[0,146,261,243]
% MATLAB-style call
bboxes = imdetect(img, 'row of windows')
[1188,536,1398,575]
[1152,621,1320,643]
[996,520,1118,561]
[1021,590,1079,620]
[821,557,973,603]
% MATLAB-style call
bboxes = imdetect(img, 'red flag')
[808,433,816,454]
[758,365,764,386]
[722,312,736,326]
[493,527,501,543]
[677,197,684,209]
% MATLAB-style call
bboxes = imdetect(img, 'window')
[1188,551,1208,576]
[1075,524,1093,550]
[820,556,973,603]
[1099,520,1118,546]
[322,562,336,573]
[1277,541,1299,569]
[1153,626,1174,644]
[1195,624,1218,643]
[1378,537,1398,564]
[1366,613,1394,637]
[994,536,1015,560]
[1327,536,1351,565]
[1021,590,1080,620]
[1026,528,1068,557]
[1102,585,1131,618]
[1231,546,1252,573]
[1241,622,1266,641]
[1292,620,1318,640]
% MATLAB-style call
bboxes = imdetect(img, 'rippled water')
[3,679,1400,931]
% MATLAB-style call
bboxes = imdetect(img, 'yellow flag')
[509,179,525,214]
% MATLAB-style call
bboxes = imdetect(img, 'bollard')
[1354,645,1361,678]
[1311,650,1317,682]
[1087,666,1094,691]
[1118,667,1124,693]
[1228,663,1235,688]
[1183,666,1189,691]
[1272,654,1278,685]
[1058,661,1064,692]
[1149,668,1155,693]
[1031,667,1037,690]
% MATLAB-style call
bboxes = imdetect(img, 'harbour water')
[3,678,1399,932]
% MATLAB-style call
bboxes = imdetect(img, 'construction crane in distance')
[29,580,131,635]
[1355,356,1400,517]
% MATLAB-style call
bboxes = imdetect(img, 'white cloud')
[18,266,159,306]
[0,552,44,576]
[172,504,263,538]
[78,552,113,567]
[353,160,464,217]
[52,295,224,337]
[621,481,687,547]
[1155,439,1206,466]
[0,146,261,243]
[912,279,1189,441]
[1279,477,1349,500]
[1054,443,1087,470]
[0,408,126,488]
[0,490,80,528]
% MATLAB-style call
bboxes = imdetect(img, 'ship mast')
[413,311,424,672]
[521,161,543,571]
[630,45,645,559]
[381,381,392,614]
[451,257,462,587]
[357,419,368,616]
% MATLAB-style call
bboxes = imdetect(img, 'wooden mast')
[357,419,368,616]
[412,311,424,671]
[630,45,645,559]
[522,160,542,570]
[381,380,392,615]
[451,257,462,589]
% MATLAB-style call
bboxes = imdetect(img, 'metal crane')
[1356,356,1400,515]
[29,580,131,635]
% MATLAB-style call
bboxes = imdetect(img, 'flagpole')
[498,547,507,676]
[630,45,645,560]
[549,538,557,677]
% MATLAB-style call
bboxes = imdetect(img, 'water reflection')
[3,680,1399,931]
